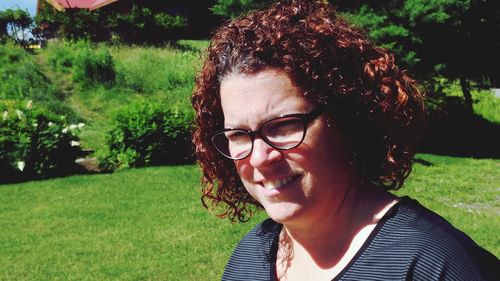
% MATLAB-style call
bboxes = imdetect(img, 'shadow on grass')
[0,162,101,185]
[0,153,196,185]
[419,96,500,159]
[171,42,199,53]
[414,158,433,166]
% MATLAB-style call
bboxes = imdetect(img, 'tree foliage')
[337,0,500,110]
[107,5,187,44]
[0,8,33,46]
[210,0,276,18]
[36,2,187,44]
[210,0,500,111]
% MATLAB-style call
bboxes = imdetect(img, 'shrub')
[72,43,116,87]
[46,41,75,72]
[98,102,193,170]
[0,101,85,183]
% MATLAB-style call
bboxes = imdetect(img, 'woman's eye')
[266,119,301,137]
[227,131,247,142]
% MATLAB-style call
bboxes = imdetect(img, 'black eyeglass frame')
[210,107,325,160]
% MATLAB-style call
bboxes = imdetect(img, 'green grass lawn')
[0,154,498,280]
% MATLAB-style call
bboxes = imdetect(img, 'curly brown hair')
[192,0,424,222]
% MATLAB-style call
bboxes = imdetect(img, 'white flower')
[77,122,85,128]
[70,141,80,147]
[62,127,68,133]
[17,161,25,171]
[26,100,33,109]
[33,123,38,128]
[69,124,78,130]
[48,122,54,127]
[2,111,8,121]
[16,110,24,120]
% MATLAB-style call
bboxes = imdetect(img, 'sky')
[0,0,38,16]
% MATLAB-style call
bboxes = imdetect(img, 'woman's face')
[220,69,353,227]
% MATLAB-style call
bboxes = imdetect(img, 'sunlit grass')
[110,45,200,100]
[440,80,500,123]
[394,154,499,254]
[473,90,500,123]
[0,166,261,280]
[0,154,498,280]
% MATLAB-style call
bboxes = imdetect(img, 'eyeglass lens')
[211,116,306,159]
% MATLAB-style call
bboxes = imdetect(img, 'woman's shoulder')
[221,218,281,281]
[392,197,494,254]
[352,196,499,280]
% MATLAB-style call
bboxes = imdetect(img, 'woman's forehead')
[219,70,311,128]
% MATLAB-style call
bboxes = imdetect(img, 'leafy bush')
[46,41,75,72]
[0,101,85,183]
[98,102,193,170]
[72,42,116,87]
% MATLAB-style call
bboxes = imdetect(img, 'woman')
[192,1,498,280]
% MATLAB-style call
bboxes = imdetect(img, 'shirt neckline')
[268,196,409,281]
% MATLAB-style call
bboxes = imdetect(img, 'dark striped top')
[222,196,499,281]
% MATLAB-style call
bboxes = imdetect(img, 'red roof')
[45,0,120,11]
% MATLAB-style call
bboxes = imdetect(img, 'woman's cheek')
[234,161,251,184]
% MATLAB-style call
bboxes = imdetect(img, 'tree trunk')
[459,76,473,113]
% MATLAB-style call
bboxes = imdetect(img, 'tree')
[36,2,187,44]
[210,0,500,112]
[210,0,276,19]
[109,6,187,44]
[337,0,500,112]
[0,9,33,46]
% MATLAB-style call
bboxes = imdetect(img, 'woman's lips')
[262,174,301,191]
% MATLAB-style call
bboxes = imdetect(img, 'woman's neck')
[276,185,399,280]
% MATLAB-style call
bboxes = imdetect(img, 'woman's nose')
[249,138,282,167]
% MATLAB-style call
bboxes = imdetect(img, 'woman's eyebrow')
[224,113,280,130]
[224,109,312,130]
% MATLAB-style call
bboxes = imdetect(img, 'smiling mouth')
[262,174,301,190]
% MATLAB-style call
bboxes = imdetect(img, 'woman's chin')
[263,202,306,224]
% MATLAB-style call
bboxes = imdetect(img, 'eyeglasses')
[210,107,324,160]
